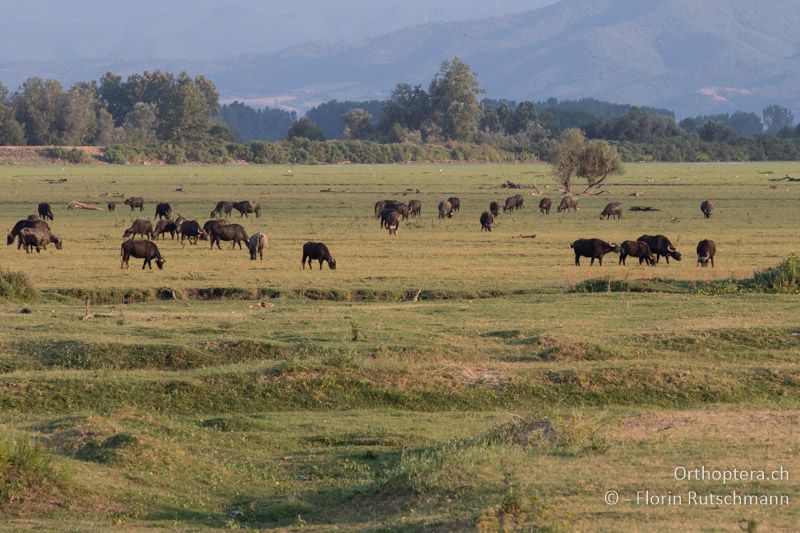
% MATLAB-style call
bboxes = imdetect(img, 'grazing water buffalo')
[408,200,422,217]
[8,219,51,246]
[600,202,623,220]
[438,200,453,219]
[637,235,682,263]
[374,200,392,216]
[447,197,461,213]
[384,210,401,235]
[154,219,178,240]
[480,211,494,231]
[38,202,54,220]
[122,219,154,240]
[202,219,229,236]
[19,228,62,253]
[557,196,578,213]
[696,239,716,267]
[538,197,552,214]
[177,220,204,244]
[124,196,144,212]
[248,232,269,260]
[234,200,261,218]
[107,202,116,212]
[120,239,165,270]
[210,223,248,250]
[700,200,714,219]
[211,201,234,218]
[570,238,620,266]
[302,242,336,270]
[619,240,655,266]
[155,202,172,220]
[489,201,501,217]
[503,195,524,212]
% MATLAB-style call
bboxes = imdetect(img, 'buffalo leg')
[711,257,715,268]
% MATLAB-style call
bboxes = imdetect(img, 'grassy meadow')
[0,162,798,531]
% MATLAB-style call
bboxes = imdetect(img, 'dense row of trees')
[0,71,228,147]
[3,58,800,165]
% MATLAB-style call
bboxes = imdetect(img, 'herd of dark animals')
[8,195,718,270]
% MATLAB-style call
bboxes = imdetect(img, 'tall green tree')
[122,102,158,145]
[287,117,325,141]
[0,83,25,145]
[60,82,99,145]
[428,58,483,141]
[157,80,211,143]
[14,77,64,145]
[342,109,374,140]
[549,128,621,195]
[763,105,794,134]
[378,84,430,136]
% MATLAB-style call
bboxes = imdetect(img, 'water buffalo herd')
[7,193,718,271]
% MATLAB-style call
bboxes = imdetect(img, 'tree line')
[3,59,800,165]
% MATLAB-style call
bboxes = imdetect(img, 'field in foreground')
[0,163,798,531]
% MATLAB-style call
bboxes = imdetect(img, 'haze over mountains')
[1,0,798,117]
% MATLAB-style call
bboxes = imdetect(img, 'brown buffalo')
[480,211,494,231]
[248,232,269,260]
[8,219,50,246]
[124,196,144,212]
[234,200,261,218]
[696,239,716,267]
[120,239,165,270]
[209,223,248,250]
[123,219,154,239]
[211,201,234,218]
[302,242,336,270]
[18,228,62,253]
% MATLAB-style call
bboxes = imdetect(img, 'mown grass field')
[0,162,798,531]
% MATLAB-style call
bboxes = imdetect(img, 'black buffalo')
[123,219,154,239]
[538,197,552,214]
[408,200,422,217]
[302,242,336,270]
[696,239,717,267]
[619,240,655,266]
[209,223,248,250]
[504,195,523,212]
[18,228,62,253]
[124,196,144,212]
[8,219,51,246]
[637,235,682,264]
[211,201,234,218]
[178,220,205,244]
[107,201,116,212]
[120,239,165,270]
[600,202,623,220]
[571,238,620,266]
[558,196,578,213]
[700,200,714,219]
[154,219,178,240]
[38,202,54,220]
[447,197,461,213]
[155,202,172,220]
[384,210,401,235]
[438,200,453,219]
[248,233,269,260]
[234,200,261,218]
[489,201,501,217]
[480,211,494,231]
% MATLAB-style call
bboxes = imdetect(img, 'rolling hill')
[2,0,799,117]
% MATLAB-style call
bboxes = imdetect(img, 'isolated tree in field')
[549,128,621,195]
[763,105,794,134]
[428,58,483,141]
[288,117,325,141]
[342,108,374,140]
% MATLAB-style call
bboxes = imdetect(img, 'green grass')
[0,162,798,530]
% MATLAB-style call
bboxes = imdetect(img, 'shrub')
[752,252,800,293]
[0,269,37,300]
[46,147,93,163]
[0,437,68,504]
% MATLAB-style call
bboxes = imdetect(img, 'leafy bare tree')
[550,129,621,195]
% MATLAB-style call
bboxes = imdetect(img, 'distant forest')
[2,58,800,164]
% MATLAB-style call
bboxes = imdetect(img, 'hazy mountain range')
[2,0,799,117]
